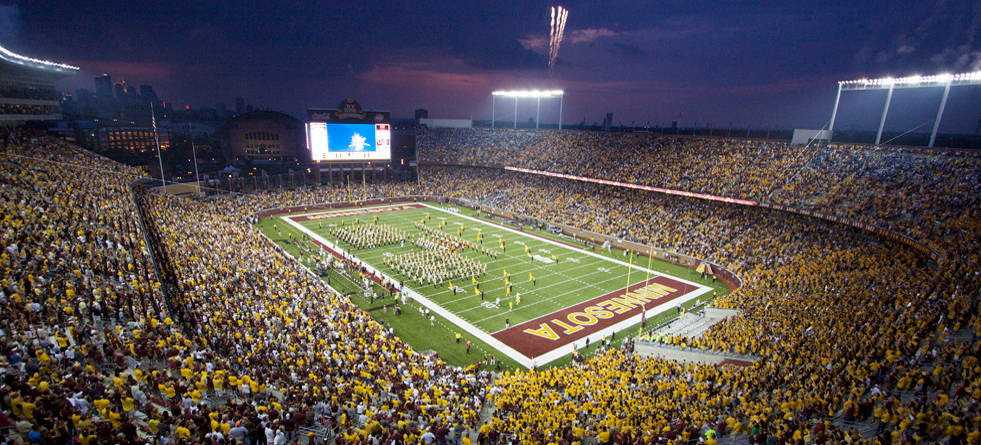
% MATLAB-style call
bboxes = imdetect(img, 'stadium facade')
[0,44,78,126]
[215,110,306,161]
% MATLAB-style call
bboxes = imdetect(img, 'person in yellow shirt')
[78,429,97,445]
[20,399,36,420]
[597,429,611,444]
[9,393,22,417]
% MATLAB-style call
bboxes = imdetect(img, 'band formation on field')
[273,202,715,367]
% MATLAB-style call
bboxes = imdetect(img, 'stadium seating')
[1,129,978,444]
[420,129,980,276]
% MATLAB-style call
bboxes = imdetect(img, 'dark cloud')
[606,42,644,58]
[9,0,980,131]
[0,3,19,46]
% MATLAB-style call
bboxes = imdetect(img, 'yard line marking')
[282,202,715,368]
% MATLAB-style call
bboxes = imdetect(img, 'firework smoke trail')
[549,7,555,61]
[548,5,568,73]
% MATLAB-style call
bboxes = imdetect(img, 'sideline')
[281,202,713,368]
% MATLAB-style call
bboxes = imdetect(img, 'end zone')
[493,275,704,358]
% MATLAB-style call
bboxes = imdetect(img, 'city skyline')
[5,0,980,132]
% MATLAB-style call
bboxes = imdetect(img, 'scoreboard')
[307,99,392,162]
[306,122,391,162]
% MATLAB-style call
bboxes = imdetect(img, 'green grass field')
[259,202,728,369]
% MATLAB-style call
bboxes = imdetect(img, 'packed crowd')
[419,128,981,277]
[138,187,492,444]
[1,129,978,444]
[0,133,172,443]
[418,128,811,200]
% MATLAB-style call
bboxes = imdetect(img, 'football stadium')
[3,2,981,444]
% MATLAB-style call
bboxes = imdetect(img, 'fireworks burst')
[548,5,569,73]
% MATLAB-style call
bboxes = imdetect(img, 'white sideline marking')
[282,202,714,368]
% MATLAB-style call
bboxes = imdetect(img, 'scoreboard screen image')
[306,123,391,162]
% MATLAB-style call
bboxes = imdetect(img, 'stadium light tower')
[491,89,564,130]
[830,71,981,147]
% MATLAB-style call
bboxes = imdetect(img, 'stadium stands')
[1,129,978,444]
[420,128,980,278]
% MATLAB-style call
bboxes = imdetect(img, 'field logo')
[481,302,500,310]
[518,282,679,342]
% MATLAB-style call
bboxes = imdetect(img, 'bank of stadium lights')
[837,71,981,90]
[491,90,565,130]
[830,70,981,148]
[0,44,79,72]
[492,89,564,98]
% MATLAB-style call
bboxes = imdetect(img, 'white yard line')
[335,215,624,308]
[419,203,711,289]
[282,213,538,368]
[468,270,644,322]
[354,244,609,303]
[282,202,715,368]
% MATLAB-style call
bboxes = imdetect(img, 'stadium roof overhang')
[0,44,79,78]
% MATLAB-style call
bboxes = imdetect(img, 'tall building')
[415,108,429,120]
[113,81,127,99]
[94,73,112,98]
[0,44,78,126]
[602,112,614,131]
[139,84,158,102]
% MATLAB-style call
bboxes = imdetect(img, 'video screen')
[306,123,391,162]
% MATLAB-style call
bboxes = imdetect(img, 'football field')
[273,201,716,368]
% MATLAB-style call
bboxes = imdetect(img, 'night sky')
[5,0,981,132]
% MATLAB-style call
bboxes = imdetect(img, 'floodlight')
[831,70,981,147]
[492,89,564,98]
[838,70,981,90]
[491,89,565,129]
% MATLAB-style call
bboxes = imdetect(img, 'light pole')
[536,96,540,129]
[875,84,894,146]
[513,96,518,129]
[188,122,201,195]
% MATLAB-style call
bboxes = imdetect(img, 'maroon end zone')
[290,203,425,222]
[493,275,699,358]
